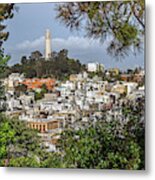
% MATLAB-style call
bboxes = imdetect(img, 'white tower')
[45,29,52,60]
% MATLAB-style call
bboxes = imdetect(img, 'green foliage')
[115,23,138,47]
[122,97,145,169]
[56,1,144,58]
[7,118,41,157]
[34,84,49,100]
[0,53,10,75]
[0,118,15,164]
[45,99,144,170]
[34,84,49,101]
[55,118,143,170]
[88,71,103,79]
[0,4,14,47]
[0,4,14,110]
[0,52,10,111]
[41,84,48,94]
[0,99,145,169]
[34,91,44,101]
[0,4,48,168]
[41,153,63,168]
[0,114,48,167]
[9,49,85,80]
[8,157,40,168]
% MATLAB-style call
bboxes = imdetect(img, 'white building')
[124,82,138,95]
[3,73,24,95]
[45,29,52,60]
[87,63,104,72]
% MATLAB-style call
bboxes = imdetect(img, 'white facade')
[45,29,52,60]
[124,82,138,95]
[87,63,98,72]
[87,63,104,72]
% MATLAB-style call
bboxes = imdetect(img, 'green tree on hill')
[10,49,85,80]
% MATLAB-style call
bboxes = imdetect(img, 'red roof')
[21,78,55,90]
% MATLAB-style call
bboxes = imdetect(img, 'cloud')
[52,36,105,62]
[53,36,101,51]
[8,35,144,70]
[9,35,106,63]
[12,35,102,52]
[16,36,45,50]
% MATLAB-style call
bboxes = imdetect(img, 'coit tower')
[45,29,52,60]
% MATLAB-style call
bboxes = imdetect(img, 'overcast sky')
[3,3,144,70]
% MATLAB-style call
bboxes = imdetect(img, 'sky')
[3,3,144,70]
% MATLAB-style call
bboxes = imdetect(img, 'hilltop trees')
[10,49,85,80]
[29,51,43,60]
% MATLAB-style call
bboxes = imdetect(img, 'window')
[43,125,46,132]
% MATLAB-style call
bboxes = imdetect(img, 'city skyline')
[3,3,144,70]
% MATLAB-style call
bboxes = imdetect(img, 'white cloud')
[53,36,101,51]
[10,35,105,63]
[8,35,144,70]
[16,36,45,50]
[13,35,102,52]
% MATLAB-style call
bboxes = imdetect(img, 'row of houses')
[2,68,145,152]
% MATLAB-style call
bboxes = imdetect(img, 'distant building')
[45,29,52,60]
[120,73,144,84]
[133,74,144,83]
[111,84,127,95]
[108,68,120,76]
[120,74,133,82]
[124,82,138,95]
[4,73,25,92]
[69,72,88,82]
[69,74,78,82]
[21,78,55,91]
[87,63,104,72]
[27,119,60,133]
[111,82,138,95]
